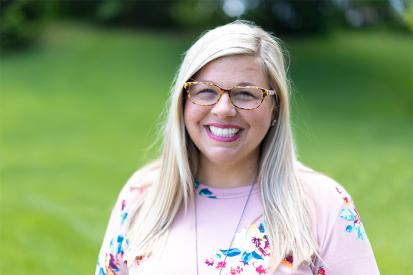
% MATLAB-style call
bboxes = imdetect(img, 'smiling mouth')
[208,125,241,138]
[204,125,243,142]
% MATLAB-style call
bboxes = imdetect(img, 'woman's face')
[183,55,275,168]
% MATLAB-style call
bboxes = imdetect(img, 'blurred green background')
[1,0,412,274]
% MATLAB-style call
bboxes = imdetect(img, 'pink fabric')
[95,169,380,275]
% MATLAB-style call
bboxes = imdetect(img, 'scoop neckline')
[195,180,259,199]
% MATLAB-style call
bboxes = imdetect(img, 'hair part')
[125,20,318,271]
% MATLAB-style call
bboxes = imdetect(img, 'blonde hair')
[125,20,318,271]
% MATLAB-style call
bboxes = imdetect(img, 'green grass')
[1,22,412,274]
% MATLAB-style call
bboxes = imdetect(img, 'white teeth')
[209,126,240,138]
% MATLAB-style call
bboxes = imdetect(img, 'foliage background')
[1,1,412,274]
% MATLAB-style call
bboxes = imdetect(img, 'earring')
[271,119,277,126]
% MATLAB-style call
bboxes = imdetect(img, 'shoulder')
[296,161,351,210]
[295,162,352,230]
[295,161,362,243]
[124,159,160,191]
[114,159,161,215]
[95,160,161,275]
[295,164,379,273]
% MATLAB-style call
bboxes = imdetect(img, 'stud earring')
[271,119,277,126]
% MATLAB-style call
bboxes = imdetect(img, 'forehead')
[194,55,269,88]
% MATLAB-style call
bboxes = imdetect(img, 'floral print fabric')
[95,174,149,275]
[95,169,379,275]
[203,222,273,274]
[336,187,366,240]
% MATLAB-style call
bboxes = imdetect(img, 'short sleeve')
[95,171,150,275]
[314,186,380,275]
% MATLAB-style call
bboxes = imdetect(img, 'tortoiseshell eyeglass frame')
[183,81,279,110]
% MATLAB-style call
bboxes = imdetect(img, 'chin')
[201,148,246,166]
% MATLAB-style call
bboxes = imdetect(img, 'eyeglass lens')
[188,83,263,109]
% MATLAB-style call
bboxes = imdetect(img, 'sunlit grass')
[1,22,412,274]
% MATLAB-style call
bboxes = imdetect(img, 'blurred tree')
[243,0,331,35]
[96,0,178,29]
[56,0,100,19]
[404,2,413,30]
[170,0,228,30]
[0,0,47,50]
[330,0,412,30]
[1,0,410,52]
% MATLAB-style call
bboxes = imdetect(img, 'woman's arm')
[95,163,156,275]
[314,186,380,275]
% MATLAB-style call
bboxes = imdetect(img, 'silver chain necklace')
[194,181,256,275]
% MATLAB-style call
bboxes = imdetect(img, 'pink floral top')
[95,167,380,275]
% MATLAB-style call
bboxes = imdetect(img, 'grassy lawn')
[1,22,412,274]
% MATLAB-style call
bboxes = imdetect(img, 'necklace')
[194,181,256,275]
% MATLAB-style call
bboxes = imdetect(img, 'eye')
[192,88,219,100]
[232,89,261,101]
[195,88,217,95]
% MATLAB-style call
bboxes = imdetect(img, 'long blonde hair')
[125,20,318,271]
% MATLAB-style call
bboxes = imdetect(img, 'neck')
[197,155,258,188]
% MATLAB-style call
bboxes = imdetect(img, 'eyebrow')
[237,81,257,87]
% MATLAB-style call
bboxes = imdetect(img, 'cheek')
[251,115,272,133]
[184,102,207,131]
[245,107,273,135]
[259,100,275,127]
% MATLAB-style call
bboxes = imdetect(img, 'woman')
[95,21,379,275]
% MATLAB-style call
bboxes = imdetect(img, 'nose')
[211,92,237,117]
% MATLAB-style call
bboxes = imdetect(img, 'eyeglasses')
[183,81,277,110]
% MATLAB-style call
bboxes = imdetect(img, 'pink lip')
[204,125,243,142]
[206,123,243,129]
